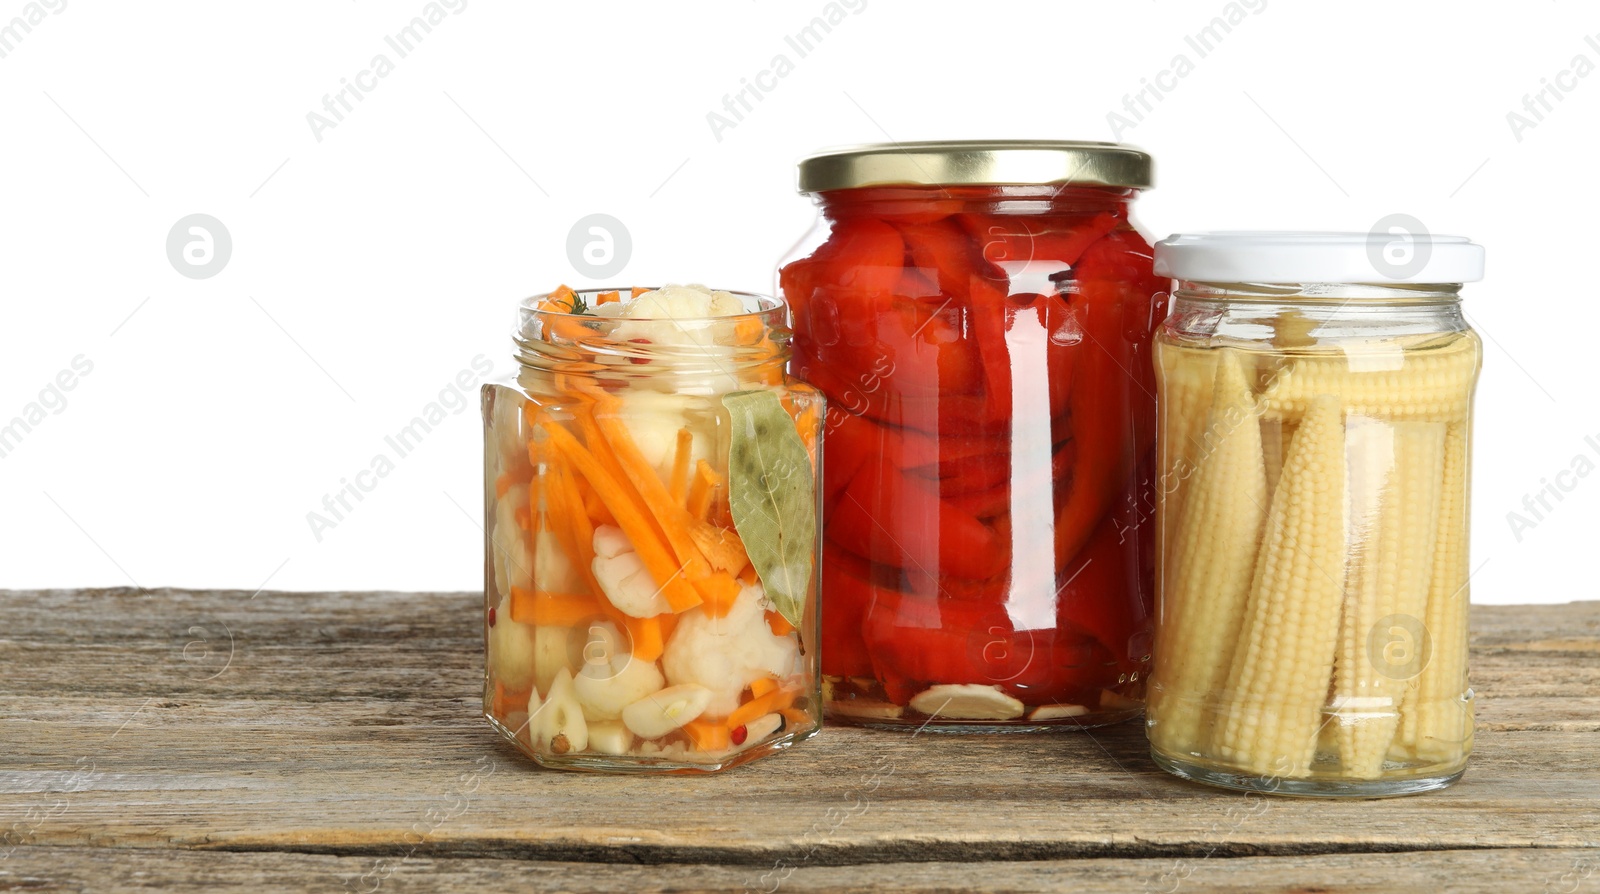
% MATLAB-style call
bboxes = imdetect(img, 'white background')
[0,0,1592,604]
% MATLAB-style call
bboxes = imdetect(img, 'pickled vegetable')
[1147,332,1481,784]
[782,185,1163,727]
[483,285,822,770]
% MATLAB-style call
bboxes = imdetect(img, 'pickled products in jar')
[1147,330,1481,789]
[483,285,823,772]
[782,181,1164,729]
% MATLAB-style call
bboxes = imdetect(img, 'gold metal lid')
[796,140,1153,193]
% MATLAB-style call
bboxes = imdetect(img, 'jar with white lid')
[1145,232,1484,797]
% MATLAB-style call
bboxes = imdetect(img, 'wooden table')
[2,588,1596,892]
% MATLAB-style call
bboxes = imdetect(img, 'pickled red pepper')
[782,180,1164,720]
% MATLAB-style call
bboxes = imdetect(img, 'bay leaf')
[722,389,816,631]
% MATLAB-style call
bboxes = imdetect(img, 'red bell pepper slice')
[827,452,1007,582]
[965,272,1017,424]
[1055,512,1150,667]
[957,210,1122,269]
[791,358,1014,436]
[896,218,982,298]
[819,543,880,678]
[861,585,1117,706]
[815,218,905,296]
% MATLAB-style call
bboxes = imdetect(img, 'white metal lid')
[1153,231,1485,284]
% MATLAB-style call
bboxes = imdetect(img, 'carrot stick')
[687,460,721,519]
[734,316,764,343]
[581,482,615,527]
[738,563,760,587]
[544,461,600,595]
[683,719,731,751]
[559,370,613,401]
[750,677,779,699]
[594,414,713,576]
[596,290,621,305]
[541,423,701,612]
[509,587,604,626]
[630,286,650,299]
[668,428,693,503]
[764,610,795,638]
[573,406,671,549]
[727,685,801,729]
[708,483,733,529]
[794,400,821,465]
[491,680,531,717]
[538,287,596,342]
[625,614,666,661]
[779,706,810,729]
[574,405,633,490]
[699,571,742,619]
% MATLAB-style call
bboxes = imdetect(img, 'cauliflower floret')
[488,596,536,692]
[492,484,533,599]
[489,386,526,477]
[681,283,745,316]
[613,285,744,350]
[661,583,800,717]
[615,389,693,466]
[573,622,665,720]
[534,528,579,593]
[591,525,673,618]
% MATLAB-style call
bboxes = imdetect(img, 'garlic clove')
[534,667,588,754]
[532,625,576,696]
[1100,689,1143,711]
[829,700,904,721]
[533,528,580,593]
[1029,704,1090,722]
[909,684,1025,720]
[574,652,665,721]
[621,684,713,740]
[492,488,533,598]
[735,712,785,751]
[587,720,635,755]
[487,598,535,692]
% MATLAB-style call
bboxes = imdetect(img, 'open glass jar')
[779,141,1165,730]
[1145,232,1485,796]
[482,285,823,772]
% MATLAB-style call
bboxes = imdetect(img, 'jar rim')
[517,287,784,323]
[511,288,789,376]
[1170,280,1464,304]
[1155,231,1484,285]
[796,140,1153,193]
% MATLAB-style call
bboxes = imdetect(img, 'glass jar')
[1145,232,1485,796]
[779,141,1165,731]
[481,285,823,772]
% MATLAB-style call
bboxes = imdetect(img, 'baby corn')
[1333,420,1445,778]
[1397,420,1474,765]
[1211,395,1347,778]
[1258,337,1479,424]
[1149,351,1269,757]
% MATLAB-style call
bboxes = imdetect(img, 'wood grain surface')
[2,588,1597,892]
